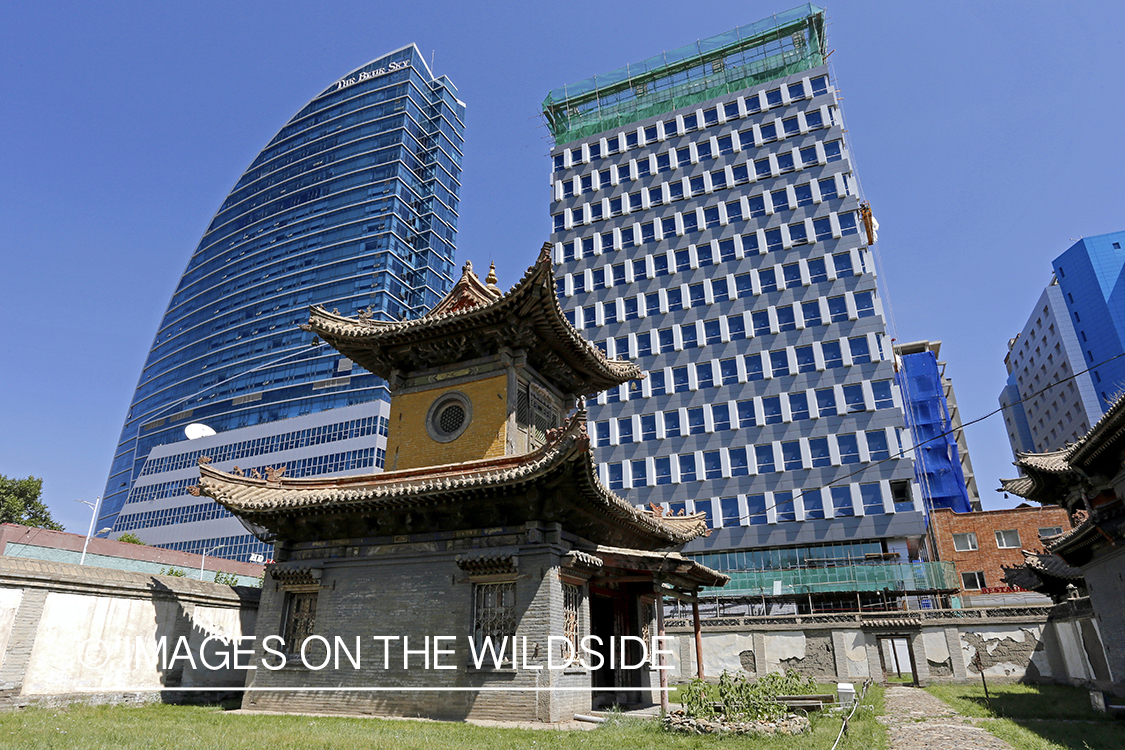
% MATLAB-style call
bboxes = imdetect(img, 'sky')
[2,1,1123,534]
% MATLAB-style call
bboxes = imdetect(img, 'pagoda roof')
[193,409,709,551]
[302,244,642,395]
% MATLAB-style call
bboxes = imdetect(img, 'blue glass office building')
[100,45,465,559]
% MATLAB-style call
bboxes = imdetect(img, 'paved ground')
[878,686,1014,750]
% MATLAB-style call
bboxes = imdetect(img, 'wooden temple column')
[692,594,705,681]
[654,579,669,714]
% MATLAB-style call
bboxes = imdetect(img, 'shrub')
[159,566,187,577]
[681,669,818,722]
[213,571,240,586]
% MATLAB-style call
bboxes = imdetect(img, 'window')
[729,316,746,341]
[687,407,706,435]
[813,217,833,241]
[664,410,681,438]
[729,447,749,476]
[809,437,830,468]
[782,441,803,471]
[744,352,762,379]
[762,396,782,424]
[759,268,778,292]
[866,430,890,460]
[658,328,675,353]
[1039,526,1063,539]
[473,582,516,649]
[770,350,790,377]
[802,489,825,519]
[872,380,894,409]
[995,529,1021,549]
[822,341,843,369]
[755,158,772,177]
[608,463,623,490]
[631,459,647,487]
[843,384,866,413]
[649,370,666,396]
[654,456,671,485]
[776,305,796,332]
[776,152,794,172]
[705,319,723,344]
[805,110,823,129]
[860,484,884,515]
[679,454,697,482]
[802,300,822,327]
[737,400,756,429]
[855,291,875,318]
[807,257,828,283]
[636,332,653,357]
[789,222,808,245]
[712,403,731,431]
[827,296,849,323]
[891,480,913,513]
[849,337,871,364]
[747,194,766,218]
[796,346,816,373]
[952,532,978,552]
[623,297,639,321]
[800,146,818,166]
[789,392,810,421]
[961,571,986,590]
[562,583,580,657]
[721,497,741,527]
[689,283,706,308]
[837,434,859,464]
[824,141,843,162]
[735,273,753,296]
[283,591,318,652]
[667,288,683,312]
[816,388,837,417]
[765,88,782,106]
[783,263,802,287]
[752,310,771,336]
[818,177,838,200]
[672,366,690,393]
[681,325,697,349]
[765,228,783,253]
[747,494,768,525]
[775,491,796,522]
[704,451,722,480]
[755,444,776,473]
[719,239,736,263]
[833,252,854,277]
[831,486,854,516]
[618,417,633,444]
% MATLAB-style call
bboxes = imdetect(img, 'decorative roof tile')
[303,244,642,395]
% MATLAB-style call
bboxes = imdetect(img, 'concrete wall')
[0,556,259,708]
[666,603,1119,694]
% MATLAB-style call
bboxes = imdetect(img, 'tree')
[0,475,63,530]
[116,532,146,545]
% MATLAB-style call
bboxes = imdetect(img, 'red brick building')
[931,505,1071,606]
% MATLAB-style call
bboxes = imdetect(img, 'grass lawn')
[925,683,1125,750]
[0,687,887,750]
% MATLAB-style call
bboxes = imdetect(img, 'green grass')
[0,688,887,750]
[925,683,1125,750]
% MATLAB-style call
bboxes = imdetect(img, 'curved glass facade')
[101,44,465,530]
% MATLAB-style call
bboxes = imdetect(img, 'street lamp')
[76,497,104,566]
[200,544,225,580]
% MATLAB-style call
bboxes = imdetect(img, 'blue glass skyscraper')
[100,45,465,559]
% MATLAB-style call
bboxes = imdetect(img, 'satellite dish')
[185,423,217,440]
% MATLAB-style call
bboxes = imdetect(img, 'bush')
[159,566,187,577]
[213,571,240,586]
[680,669,818,722]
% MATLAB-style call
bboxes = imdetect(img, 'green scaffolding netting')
[542,4,827,144]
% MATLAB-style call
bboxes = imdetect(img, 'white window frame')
[995,529,1021,549]
[961,571,986,590]
[952,532,978,552]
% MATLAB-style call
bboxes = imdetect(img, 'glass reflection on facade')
[101,44,465,546]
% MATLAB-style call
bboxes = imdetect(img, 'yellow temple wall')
[384,374,508,470]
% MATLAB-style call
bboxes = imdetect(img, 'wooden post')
[692,597,705,681]
[655,582,669,714]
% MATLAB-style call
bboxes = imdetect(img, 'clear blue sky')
[3,1,1123,533]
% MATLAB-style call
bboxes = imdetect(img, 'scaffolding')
[541,4,827,144]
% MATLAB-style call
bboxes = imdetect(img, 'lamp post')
[76,497,104,565]
[200,545,225,580]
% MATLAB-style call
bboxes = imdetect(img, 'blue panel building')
[100,45,465,560]
[1053,231,1125,412]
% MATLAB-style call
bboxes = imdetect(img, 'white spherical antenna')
[184,423,217,440]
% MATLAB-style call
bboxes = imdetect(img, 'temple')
[194,244,727,722]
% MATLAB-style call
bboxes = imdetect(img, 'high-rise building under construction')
[543,4,954,609]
